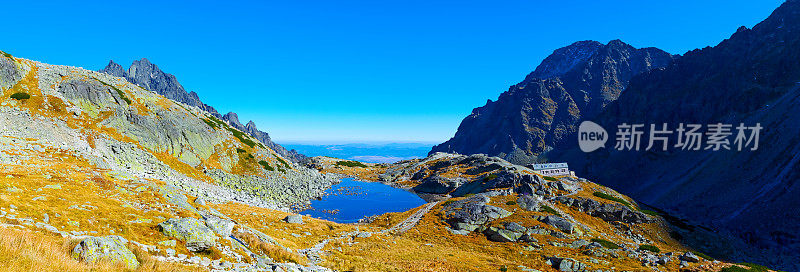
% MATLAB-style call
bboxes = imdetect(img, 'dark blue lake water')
[301,178,426,223]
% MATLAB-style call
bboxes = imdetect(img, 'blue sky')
[0,0,783,143]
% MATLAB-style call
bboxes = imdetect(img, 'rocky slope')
[0,52,338,270]
[308,153,761,271]
[548,1,800,270]
[430,40,675,164]
[100,59,306,163]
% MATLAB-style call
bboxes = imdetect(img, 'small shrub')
[275,156,290,168]
[1,51,12,59]
[484,174,498,181]
[540,205,560,216]
[336,160,367,168]
[590,238,620,249]
[95,78,132,104]
[258,160,274,171]
[505,201,516,206]
[638,244,660,253]
[720,267,751,272]
[499,266,508,272]
[10,92,30,100]
[543,176,558,181]
[593,191,632,207]
[693,251,713,261]
[728,263,770,272]
[227,127,257,148]
[201,118,217,129]
[639,209,659,216]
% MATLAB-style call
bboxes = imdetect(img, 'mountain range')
[433,0,800,270]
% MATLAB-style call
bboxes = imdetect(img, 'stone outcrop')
[157,218,219,252]
[555,196,653,224]
[71,235,139,269]
[441,193,512,232]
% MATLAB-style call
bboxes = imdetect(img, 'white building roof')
[529,162,569,170]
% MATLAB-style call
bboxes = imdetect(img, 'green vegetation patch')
[540,205,560,216]
[719,263,773,272]
[258,160,275,172]
[590,238,620,249]
[336,160,367,168]
[639,209,660,216]
[638,244,660,253]
[202,115,259,148]
[693,251,713,261]
[227,127,257,148]
[543,176,558,181]
[505,201,516,206]
[484,173,498,181]
[275,156,290,168]
[10,92,30,100]
[593,191,632,206]
[202,118,218,129]
[1,50,12,59]
[95,78,132,104]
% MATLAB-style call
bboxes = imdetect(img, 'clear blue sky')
[0,0,784,143]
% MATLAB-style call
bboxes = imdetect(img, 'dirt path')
[384,200,441,234]
[300,200,444,264]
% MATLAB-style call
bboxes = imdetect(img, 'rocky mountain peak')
[100,60,126,78]
[223,112,243,127]
[431,39,674,164]
[527,40,603,80]
[246,121,257,130]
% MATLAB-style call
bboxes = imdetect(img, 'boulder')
[157,218,218,252]
[483,226,522,242]
[442,194,512,232]
[549,257,587,272]
[413,175,467,194]
[205,216,235,237]
[71,235,139,269]
[284,214,303,224]
[517,195,544,211]
[680,252,701,262]
[540,215,575,234]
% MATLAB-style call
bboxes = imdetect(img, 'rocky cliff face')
[100,59,219,114]
[431,40,674,164]
[549,1,800,270]
[100,59,306,162]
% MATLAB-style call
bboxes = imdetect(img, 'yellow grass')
[0,227,193,272]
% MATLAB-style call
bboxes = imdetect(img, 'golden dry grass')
[234,231,306,265]
[0,227,193,272]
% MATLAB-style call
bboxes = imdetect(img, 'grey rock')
[441,194,512,231]
[205,215,235,237]
[284,214,303,224]
[157,218,218,252]
[540,215,575,234]
[680,252,701,262]
[517,195,544,211]
[71,235,139,269]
